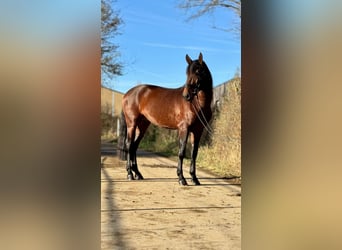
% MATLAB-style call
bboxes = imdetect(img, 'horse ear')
[186,54,192,65]
[198,52,203,65]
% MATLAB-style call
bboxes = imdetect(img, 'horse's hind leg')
[131,118,150,180]
[126,125,136,180]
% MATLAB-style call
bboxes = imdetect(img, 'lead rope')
[195,95,214,133]
[191,95,214,135]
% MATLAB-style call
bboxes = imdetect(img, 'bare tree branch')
[178,0,241,33]
[101,0,123,79]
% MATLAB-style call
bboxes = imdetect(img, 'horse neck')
[202,65,213,106]
[197,82,213,109]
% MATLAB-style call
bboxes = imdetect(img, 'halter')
[190,82,201,96]
[183,81,201,101]
[184,83,214,135]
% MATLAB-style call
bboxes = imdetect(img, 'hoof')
[135,173,144,180]
[179,178,188,186]
[191,178,201,185]
[127,174,134,181]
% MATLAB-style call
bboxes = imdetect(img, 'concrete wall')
[101,87,124,117]
[213,77,240,108]
[101,86,124,139]
[213,81,229,106]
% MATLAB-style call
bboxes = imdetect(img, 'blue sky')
[105,0,241,93]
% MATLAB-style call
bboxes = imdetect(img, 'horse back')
[122,84,187,129]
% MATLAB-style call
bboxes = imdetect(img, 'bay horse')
[121,53,213,185]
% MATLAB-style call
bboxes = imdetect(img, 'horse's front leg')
[177,129,189,185]
[190,133,201,185]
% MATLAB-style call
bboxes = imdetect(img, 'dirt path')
[101,142,241,250]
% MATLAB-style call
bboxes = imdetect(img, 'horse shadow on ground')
[101,141,240,192]
[101,168,128,249]
[101,143,128,249]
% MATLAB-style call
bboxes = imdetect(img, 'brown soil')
[101,143,241,250]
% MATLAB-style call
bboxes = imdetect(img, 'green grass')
[139,125,179,157]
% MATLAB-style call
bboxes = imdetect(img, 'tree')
[178,0,241,33]
[101,0,123,80]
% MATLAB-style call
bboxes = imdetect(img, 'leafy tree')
[178,0,241,33]
[101,0,123,80]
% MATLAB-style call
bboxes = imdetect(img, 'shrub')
[197,77,241,177]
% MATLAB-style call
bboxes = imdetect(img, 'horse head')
[183,52,212,101]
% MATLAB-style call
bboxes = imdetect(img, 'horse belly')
[136,85,186,129]
[141,103,180,130]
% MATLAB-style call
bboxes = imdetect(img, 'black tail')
[117,111,128,160]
